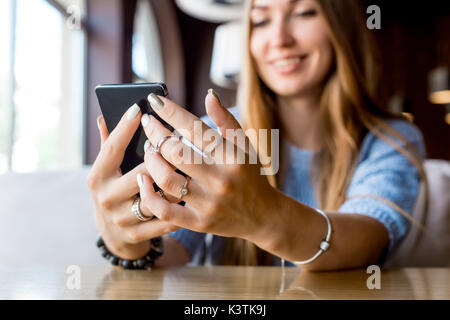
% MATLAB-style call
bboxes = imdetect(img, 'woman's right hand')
[86,105,181,260]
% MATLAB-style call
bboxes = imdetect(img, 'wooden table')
[0,265,449,300]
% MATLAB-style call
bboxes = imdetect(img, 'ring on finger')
[132,197,153,222]
[178,176,191,200]
[152,134,180,155]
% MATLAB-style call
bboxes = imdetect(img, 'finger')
[111,173,181,228]
[205,90,246,148]
[143,142,205,204]
[122,217,181,244]
[97,115,109,145]
[206,90,255,156]
[95,104,142,179]
[110,197,143,228]
[111,174,160,228]
[147,93,227,162]
[101,161,180,211]
[138,174,196,227]
[142,114,215,182]
[106,162,147,203]
[112,197,181,240]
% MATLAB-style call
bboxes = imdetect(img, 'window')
[0,0,86,173]
[132,0,164,83]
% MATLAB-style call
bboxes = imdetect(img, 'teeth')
[273,57,300,67]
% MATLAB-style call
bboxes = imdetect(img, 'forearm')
[248,189,389,271]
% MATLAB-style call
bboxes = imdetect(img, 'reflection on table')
[1,265,449,300]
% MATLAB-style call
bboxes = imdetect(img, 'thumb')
[205,89,242,135]
[97,115,109,145]
[205,89,250,153]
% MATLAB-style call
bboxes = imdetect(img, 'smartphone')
[95,82,175,174]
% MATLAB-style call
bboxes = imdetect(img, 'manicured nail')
[148,93,164,111]
[137,173,143,188]
[126,103,140,121]
[96,115,102,130]
[208,88,222,106]
[141,113,150,127]
[144,139,151,153]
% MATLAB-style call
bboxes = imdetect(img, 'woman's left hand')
[138,91,277,243]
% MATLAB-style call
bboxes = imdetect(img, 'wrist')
[110,240,151,261]
[243,185,285,252]
[97,236,163,270]
[97,236,163,269]
[102,233,151,260]
[245,188,334,264]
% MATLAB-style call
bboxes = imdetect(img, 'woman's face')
[250,0,334,97]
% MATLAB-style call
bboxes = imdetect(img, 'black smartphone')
[95,82,174,174]
[95,82,187,206]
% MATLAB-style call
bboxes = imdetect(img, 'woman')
[87,0,426,271]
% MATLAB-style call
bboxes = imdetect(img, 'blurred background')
[0,0,449,267]
[0,0,449,173]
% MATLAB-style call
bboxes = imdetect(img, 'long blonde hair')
[223,0,428,265]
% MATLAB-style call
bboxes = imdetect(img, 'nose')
[270,16,295,48]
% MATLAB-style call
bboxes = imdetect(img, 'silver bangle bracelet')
[293,208,332,265]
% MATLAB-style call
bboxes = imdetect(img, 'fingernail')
[137,173,143,188]
[126,103,141,121]
[148,93,164,111]
[144,139,151,153]
[141,113,150,127]
[208,88,222,106]
[96,115,103,130]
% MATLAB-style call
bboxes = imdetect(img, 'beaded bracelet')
[96,236,163,270]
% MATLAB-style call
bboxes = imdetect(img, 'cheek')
[295,19,330,55]
[315,27,333,63]
[315,37,334,78]
[297,22,334,76]
[250,33,266,71]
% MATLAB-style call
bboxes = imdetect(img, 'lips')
[270,54,308,64]
[270,54,308,74]
[273,57,301,67]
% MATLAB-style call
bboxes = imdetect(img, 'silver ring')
[152,134,179,154]
[178,176,191,200]
[132,197,153,222]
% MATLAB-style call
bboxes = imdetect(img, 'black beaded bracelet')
[96,236,163,270]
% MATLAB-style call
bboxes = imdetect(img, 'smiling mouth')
[273,57,300,67]
[271,54,308,73]
[273,55,305,66]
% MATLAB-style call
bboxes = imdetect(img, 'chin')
[268,80,314,97]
